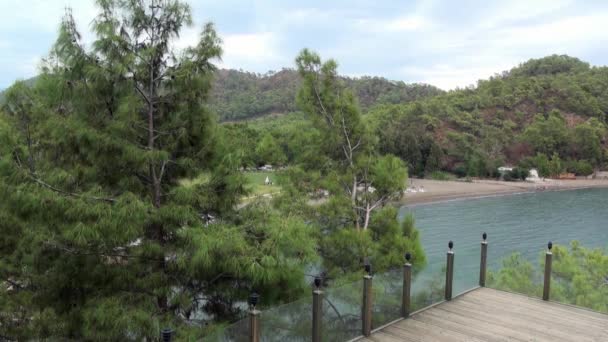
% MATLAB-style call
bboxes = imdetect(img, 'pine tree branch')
[4,278,27,291]
[158,160,168,183]
[208,272,230,284]
[14,150,118,203]
[133,81,151,105]
[31,176,117,203]
[43,241,164,262]
[312,70,334,126]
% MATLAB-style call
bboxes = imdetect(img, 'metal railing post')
[161,328,173,342]
[543,242,553,301]
[445,241,454,301]
[479,233,488,287]
[362,261,373,337]
[312,277,323,342]
[248,293,260,342]
[401,252,412,318]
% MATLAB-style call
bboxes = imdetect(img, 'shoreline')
[399,179,608,207]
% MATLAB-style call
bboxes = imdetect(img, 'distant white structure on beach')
[498,166,513,173]
[264,176,271,185]
[526,169,541,182]
[259,164,273,171]
[404,186,426,194]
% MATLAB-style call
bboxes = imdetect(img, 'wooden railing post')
[362,261,373,337]
[543,242,553,301]
[445,241,454,301]
[248,293,260,342]
[479,233,488,287]
[312,277,323,342]
[401,252,412,318]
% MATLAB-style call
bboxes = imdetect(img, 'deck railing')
[182,234,558,342]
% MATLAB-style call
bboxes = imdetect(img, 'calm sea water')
[399,188,608,295]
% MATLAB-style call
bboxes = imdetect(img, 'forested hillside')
[231,55,608,178]
[210,68,444,121]
[370,55,608,177]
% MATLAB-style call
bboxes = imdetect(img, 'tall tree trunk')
[363,203,371,231]
[146,27,168,312]
[352,175,360,230]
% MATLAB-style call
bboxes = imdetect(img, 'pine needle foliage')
[0,1,316,340]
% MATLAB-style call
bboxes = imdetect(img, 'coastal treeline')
[227,55,608,179]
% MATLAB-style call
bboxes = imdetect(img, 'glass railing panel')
[371,268,402,329]
[410,260,446,311]
[258,294,313,341]
[487,241,608,314]
[452,245,482,296]
[548,243,608,314]
[486,242,545,299]
[205,317,249,342]
[321,279,363,341]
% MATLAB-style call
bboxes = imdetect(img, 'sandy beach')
[401,178,608,206]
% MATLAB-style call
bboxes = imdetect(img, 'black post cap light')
[405,252,412,262]
[448,240,454,250]
[364,259,372,275]
[314,276,322,289]
[548,241,553,251]
[482,232,487,241]
[248,292,259,308]
[161,328,173,342]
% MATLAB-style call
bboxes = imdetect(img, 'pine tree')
[293,49,425,275]
[0,1,316,340]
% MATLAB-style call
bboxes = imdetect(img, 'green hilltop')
[234,55,608,179]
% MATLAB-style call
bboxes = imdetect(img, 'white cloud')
[386,15,430,31]
[0,0,97,33]
[479,0,573,29]
[173,26,281,68]
[18,56,41,78]
[491,13,608,49]
[400,63,513,90]
[356,14,432,33]
[220,32,281,68]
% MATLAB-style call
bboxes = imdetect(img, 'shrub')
[452,164,467,178]
[503,167,529,181]
[565,160,594,176]
[427,171,456,181]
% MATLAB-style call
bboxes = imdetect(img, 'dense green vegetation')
[489,242,608,314]
[1,1,607,340]
[0,1,425,340]
[370,55,608,178]
[5,55,606,180]
[210,68,444,121]
[220,55,608,179]
[0,2,319,340]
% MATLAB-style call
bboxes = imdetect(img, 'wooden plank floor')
[362,287,608,342]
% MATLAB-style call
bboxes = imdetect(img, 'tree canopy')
[0,1,316,340]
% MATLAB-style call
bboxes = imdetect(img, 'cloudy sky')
[1,0,607,90]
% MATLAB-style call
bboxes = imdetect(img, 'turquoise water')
[400,188,608,295]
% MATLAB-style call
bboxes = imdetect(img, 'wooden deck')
[360,287,608,342]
